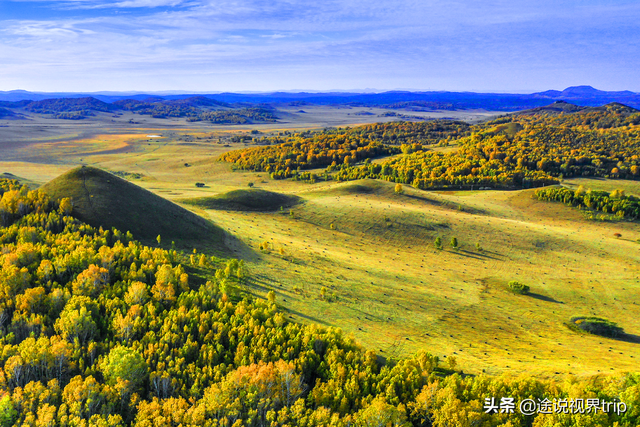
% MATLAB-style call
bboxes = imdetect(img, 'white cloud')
[0,0,639,91]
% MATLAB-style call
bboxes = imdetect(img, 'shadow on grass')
[243,277,272,293]
[403,193,446,206]
[616,333,640,344]
[285,308,331,326]
[449,249,499,261]
[528,292,563,304]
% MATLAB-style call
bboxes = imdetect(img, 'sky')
[0,0,639,93]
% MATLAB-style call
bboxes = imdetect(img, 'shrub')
[508,281,530,295]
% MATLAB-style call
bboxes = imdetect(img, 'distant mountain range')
[0,86,639,117]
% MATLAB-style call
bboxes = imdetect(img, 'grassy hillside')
[199,179,640,379]
[181,188,301,211]
[40,165,228,248]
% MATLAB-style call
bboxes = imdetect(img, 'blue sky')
[1,0,639,93]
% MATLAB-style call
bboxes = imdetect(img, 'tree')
[0,395,17,427]
[395,183,404,194]
[267,290,276,304]
[611,189,625,199]
[100,346,148,396]
[508,281,530,295]
[447,356,457,370]
[355,396,409,427]
[54,297,99,344]
[72,264,109,298]
[124,281,148,306]
[248,182,254,188]
[450,237,458,250]
[59,197,73,216]
[434,237,442,250]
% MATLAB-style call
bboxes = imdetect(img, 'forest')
[220,103,640,189]
[113,99,277,123]
[219,121,471,179]
[1,174,640,426]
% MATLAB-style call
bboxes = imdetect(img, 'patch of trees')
[113,99,276,123]
[113,99,201,118]
[1,178,640,426]
[332,142,558,189]
[518,103,640,129]
[219,121,470,179]
[22,97,116,116]
[534,186,640,220]
[112,171,145,180]
[192,108,277,124]
[381,100,457,111]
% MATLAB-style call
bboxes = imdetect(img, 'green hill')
[40,166,227,246]
[181,188,301,211]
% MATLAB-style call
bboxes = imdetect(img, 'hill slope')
[181,188,301,211]
[40,166,227,246]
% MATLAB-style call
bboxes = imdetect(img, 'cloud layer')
[1,0,639,92]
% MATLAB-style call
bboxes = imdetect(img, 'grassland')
[1,108,639,380]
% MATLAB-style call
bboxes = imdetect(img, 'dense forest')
[220,103,640,189]
[219,121,470,179]
[1,177,640,426]
[113,98,277,123]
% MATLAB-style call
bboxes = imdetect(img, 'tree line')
[534,186,640,220]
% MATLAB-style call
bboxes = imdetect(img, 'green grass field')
[2,122,639,380]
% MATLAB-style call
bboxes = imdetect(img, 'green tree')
[450,237,458,249]
[434,237,442,250]
[0,395,17,427]
[54,297,99,344]
[100,346,149,395]
[508,281,530,295]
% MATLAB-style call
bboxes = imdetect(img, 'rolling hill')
[40,166,228,247]
[181,188,301,211]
